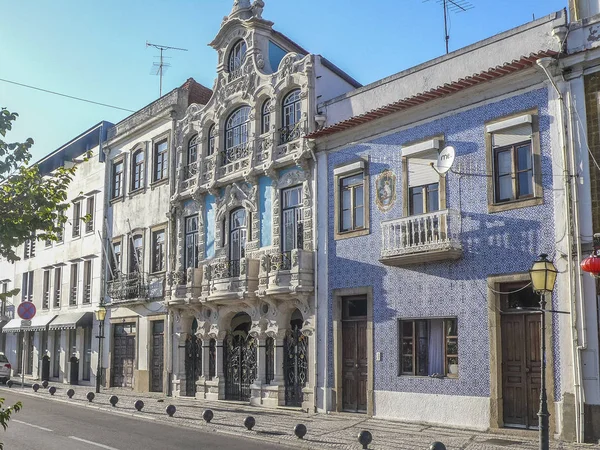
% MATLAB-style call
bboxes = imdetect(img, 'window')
[131,149,144,191]
[493,143,533,203]
[228,39,247,74]
[261,99,271,135]
[207,125,216,157]
[151,229,166,273]
[45,236,52,248]
[409,183,439,216]
[154,139,168,182]
[53,267,62,308]
[185,216,199,270]
[23,237,35,259]
[229,208,247,277]
[185,135,198,179]
[72,201,81,237]
[112,160,123,199]
[399,318,458,377]
[85,196,94,233]
[224,106,250,165]
[129,234,143,273]
[281,89,302,144]
[339,172,365,233]
[57,212,65,243]
[21,271,34,302]
[110,241,121,279]
[83,260,92,304]
[43,270,50,309]
[69,263,78,306]
[282,186,303,253]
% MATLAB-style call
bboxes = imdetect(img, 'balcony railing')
[258,249,314,297]
[380,209,463,266]
[212,260,241,279]
[107,272,149,302]
[269,251,292,271]
[183,161,198,180]
[279,120,306,145]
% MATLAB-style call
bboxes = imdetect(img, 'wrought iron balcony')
[257,249,314,297]
[107,272,149,303]
[183,161,198,180]
[219,142,252,178]
[380,209,463,266]
[279,120,306,145]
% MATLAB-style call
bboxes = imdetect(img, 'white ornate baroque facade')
[166,0,360,409]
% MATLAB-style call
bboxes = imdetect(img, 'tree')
[0,397,21,449]
[0,107,77,302]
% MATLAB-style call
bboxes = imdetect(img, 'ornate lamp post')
[95,306,107,394]
[529,254,558,450]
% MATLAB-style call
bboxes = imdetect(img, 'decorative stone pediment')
[215,182,257,221]
[276,168,306,189]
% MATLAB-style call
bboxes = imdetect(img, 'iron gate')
[224,332,257,401]
[184,334,202,397]
[284,327,308,406]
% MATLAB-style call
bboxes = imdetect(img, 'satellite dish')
[436,146,455,175]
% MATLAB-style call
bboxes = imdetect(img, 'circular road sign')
[17,302,36,320]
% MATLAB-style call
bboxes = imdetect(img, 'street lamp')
[529,253,557,450]
[95,306,107,394]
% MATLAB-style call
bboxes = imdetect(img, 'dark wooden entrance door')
[150,321,164,392]
[342,319,368,412]
[184,334,201,397]
[112,323,136,388]
[501,313,541,428]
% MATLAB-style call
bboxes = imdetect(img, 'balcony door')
[282,186,303,254]
[229,208,246,277]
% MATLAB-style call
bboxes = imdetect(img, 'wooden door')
[150,321,164,392]
[112,327,135,388]
[342,320,368,412]
[501,313,541,428]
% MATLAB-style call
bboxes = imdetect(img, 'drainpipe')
[167,108,178,397]
[537,58,585,442]
[310,146,319,413]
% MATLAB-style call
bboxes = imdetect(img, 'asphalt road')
[0,391,286,450]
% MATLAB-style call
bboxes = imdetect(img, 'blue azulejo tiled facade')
[325,87,561,429]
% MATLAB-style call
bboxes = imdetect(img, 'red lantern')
[581,254,600,277]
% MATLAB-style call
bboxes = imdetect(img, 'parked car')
[0,353,11,384]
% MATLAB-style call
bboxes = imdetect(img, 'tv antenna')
[146,41,188,97]
[424,0,474,54]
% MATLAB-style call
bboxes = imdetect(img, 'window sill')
[129,187,146,198]
[110,196,124,205]
[150,270,166,277]
[488,196,543,214]
[71,234,81,241]
[398,374,458,380]
[84,230,94,236]
[334,227,370,241]
[151,178,168,190]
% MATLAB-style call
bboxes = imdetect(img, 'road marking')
[12,419,53,432]
[69,436,121,450]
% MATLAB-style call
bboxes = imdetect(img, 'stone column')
[250,333,265,406]
[266,329,286,406]
[206,331,225,400]
[173,332,188,397]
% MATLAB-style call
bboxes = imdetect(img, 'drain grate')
[481,438,524,446]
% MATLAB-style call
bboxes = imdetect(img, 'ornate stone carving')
[277,168,306,189]
[255,50,265,69]
[215,182,258,221]
[251,0,264,19]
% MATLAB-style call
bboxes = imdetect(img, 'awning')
[2,314,57,333]
[48,312,93,330]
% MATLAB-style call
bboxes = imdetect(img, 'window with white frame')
[57,212,65,243]
[185,216,199,270]
[154,139,168,182]
[21,271,34,302]
[404,140,440,216]
[69,263,78,306]
[282,186,303,253]
[281,90,302,144]
[72,201,81,237]
[112,160,124,199]
[83,260,92,304]
[53,267,62,307]
[110,241,122,280]
[399,318,458,377]
[43,270,50,309]
[85,196,94,233]
[261,99,271,135]
[23,237,35,259]
[151,229,166,273]
[131,149,145,191]
[229,208,247,277]
[228,39,247,75]
[207,125,216,157]
[224,106,250,165]
[129,233,143,273]
[186,135,198,179]
[340,172,365,232]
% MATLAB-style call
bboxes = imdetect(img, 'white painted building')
[2,122,112,388]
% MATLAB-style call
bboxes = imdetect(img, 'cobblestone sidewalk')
[2,383,594,450]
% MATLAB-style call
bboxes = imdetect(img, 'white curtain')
[428,319,444,376]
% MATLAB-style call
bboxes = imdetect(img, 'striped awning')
[2,314,57,333]
[48,312,93,330]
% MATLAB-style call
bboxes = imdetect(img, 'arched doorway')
[224,313,257,401]
[284,309,308,406]
[184,318,202,397]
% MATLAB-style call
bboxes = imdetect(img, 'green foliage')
[0,396,22,449]
[0,108,78,302]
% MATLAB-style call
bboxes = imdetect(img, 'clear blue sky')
[1,0,567,162]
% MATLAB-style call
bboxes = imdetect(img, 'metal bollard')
[294,424,307,439]
[48,386,56,396]
[166,405,176,417]
[358,430,373,449]
[134,400,144,411]
[244,416,255,430]
[32,383,39,392]
[66,389,75,398]
[109,395,119,407]
[6,380,12,388]
[429,443,447,450]
[202,409,214,423]
[86,392,95,402]
[41,380,49,389]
